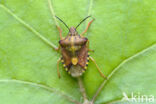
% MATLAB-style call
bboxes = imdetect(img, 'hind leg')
[89,56,107,79]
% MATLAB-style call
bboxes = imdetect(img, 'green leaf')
[95,45,156,104]
[0,0,156,104]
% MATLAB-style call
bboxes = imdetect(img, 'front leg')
[56,25,63,40]
[80,19,94,36]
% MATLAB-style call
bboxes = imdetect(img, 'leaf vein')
[92,43,156,102]
[0,4,57,49]
[0,79,80,104]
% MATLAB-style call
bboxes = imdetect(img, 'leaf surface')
[0,0,156,104]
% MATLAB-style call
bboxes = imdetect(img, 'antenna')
[75,16,91,29]
[55,16,69,30]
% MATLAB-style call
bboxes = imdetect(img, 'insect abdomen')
[69,65,84,77]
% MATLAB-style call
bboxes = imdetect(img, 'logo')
[121,92,155,103]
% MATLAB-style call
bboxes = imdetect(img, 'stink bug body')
[55,16,106,78]
[59,27,89,77]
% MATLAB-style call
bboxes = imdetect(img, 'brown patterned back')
[78,45,88,68]
[61,48,71,67]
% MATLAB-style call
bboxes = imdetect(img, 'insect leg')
[56,25,63,40]
[57,58,61,78]
[87,40,94,52]
[55,45,60,51]
[48,0,63,40]
[89,56,107,79]
[80,19,94,36]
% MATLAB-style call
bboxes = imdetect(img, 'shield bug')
[55,16,107,78]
